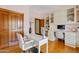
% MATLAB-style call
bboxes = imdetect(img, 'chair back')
[16,33,24,49]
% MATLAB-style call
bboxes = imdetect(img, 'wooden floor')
[0,40,79,53]
[41,40,79,53]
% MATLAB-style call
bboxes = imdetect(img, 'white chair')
[16,33,34,52]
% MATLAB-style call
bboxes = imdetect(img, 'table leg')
[46,41,48,53]
[38,45,40,53]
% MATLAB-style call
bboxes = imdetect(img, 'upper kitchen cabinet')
[76,6,79,22]
[67,8,74,22]
[67,6,79,23]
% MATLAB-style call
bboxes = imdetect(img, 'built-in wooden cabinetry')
[9,12,24,44]
[0,10,9,48]
[0,8,24,49]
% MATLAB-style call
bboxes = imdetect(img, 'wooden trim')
[0,8,24,15]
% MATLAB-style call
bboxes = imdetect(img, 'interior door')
[35,18,40,35]
[0,11,9,49]
[35,18,44,35]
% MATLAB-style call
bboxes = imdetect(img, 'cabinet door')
[76,32,79,47]
[9,13,17,42]
[9,13,24,44]
[0,11,9,48]
[65,32,76,48]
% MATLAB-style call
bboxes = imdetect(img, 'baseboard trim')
[77,46,79,48]
[65,44,76,48]
[48,39,55,41]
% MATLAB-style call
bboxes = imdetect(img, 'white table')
[26,34,48,53]
[36,37,48,53]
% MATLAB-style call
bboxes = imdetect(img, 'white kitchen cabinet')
[65,6,79,48]
[65,32,76,48]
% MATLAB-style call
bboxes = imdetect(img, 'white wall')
[53,9,67,31]
[54,10,67,24]
[0,5,30,35]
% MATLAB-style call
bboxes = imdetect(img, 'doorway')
[35,18,44,35]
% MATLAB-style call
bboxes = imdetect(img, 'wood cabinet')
[0,8,24,49]
[0,10,9,48]
[9,13,24,42]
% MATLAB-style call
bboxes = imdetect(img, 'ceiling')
[0,5,75,13]
[30,5,74,13]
